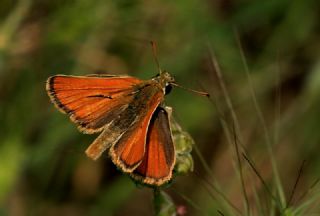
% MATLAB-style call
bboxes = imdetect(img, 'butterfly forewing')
[131,107,175,186]
[46,75,142,134]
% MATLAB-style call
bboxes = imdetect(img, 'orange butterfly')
[46,58,208,186]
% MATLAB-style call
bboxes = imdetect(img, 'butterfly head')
[160,71,175,83]
[154,71,175,95]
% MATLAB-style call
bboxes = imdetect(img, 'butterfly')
[46,71,176,186]
[46,68,209,186]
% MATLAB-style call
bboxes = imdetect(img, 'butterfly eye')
[165,84,172,95]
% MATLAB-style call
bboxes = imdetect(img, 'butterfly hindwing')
[86,82,165,162]
[46,75,142,134]
[107,85,164,171]
[130,107,175,186]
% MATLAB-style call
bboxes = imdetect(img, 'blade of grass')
[204,87,250,195]
[206,40,287,215]
[250,178,266,216]
[217,210,225,216]
[207,45,250,215]
[202,79,267,216]
[271,51,282,216]
[202,83,250,215]
[292,188,320,215]
[193,146,242,215]
[296,178,320,205]
[242,153,283,212]
[274,51,282,162]
[232,122,250,215]
[287,160,306,208]
[193,90,248,215]
[195,172,243,215]
[234,28,286,208]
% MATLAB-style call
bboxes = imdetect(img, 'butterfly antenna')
[171,82,210,97]
[150,41,162,75]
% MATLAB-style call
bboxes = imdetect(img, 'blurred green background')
[0,0,320,215]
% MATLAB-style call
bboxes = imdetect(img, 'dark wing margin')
[130,107,175,186]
